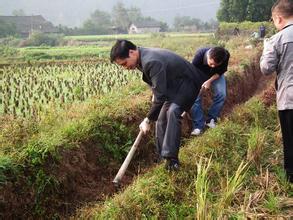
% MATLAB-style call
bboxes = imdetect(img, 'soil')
[0,57,277,219]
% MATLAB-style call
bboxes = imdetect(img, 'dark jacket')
[138,47,207,121]
[192,47,230,78]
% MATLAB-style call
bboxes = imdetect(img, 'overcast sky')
[0,0,220,27]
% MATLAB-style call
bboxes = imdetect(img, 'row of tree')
[174,17,218,32]
[58,2,218,35]
[0,20,17,38]
[217,0,276,22]
[2,2,218,37]
[58,2,167,35]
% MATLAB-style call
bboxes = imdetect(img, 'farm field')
[64,32,213,41]
[0,62,139,117]
[0,33,216,119]
[0,33,213,63]
[1,33,292,219]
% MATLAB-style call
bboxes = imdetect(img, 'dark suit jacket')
[192,47,230,78]
[137,47,207,121]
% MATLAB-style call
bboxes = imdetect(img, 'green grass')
[0,80,148,160]
[18,45,109,60]
[64,32,212,42]
[0,33,214,63]
[74,96,293,219]
[0,80,152,217]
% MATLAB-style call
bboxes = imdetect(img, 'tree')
[159,21,169,32]
[128,7,143,23]
[217,0,231,22]
[246,0,275,21]
[112,2,130,33]
[0,20,17,37]
[217,0,275,22]
[12,9,26,16]
[201,19,219,31]
[81,9,112,35]
[174,16,203,32]
[229,0,248,22]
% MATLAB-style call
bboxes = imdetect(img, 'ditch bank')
[0,54,275,219]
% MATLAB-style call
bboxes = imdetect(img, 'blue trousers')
[191,75,226,130]
[155,102,184,160]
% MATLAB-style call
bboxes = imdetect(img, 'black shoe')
[153,153,163,164]
[165,158,180,171]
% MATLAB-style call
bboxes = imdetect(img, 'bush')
[0,36,22,47]
[21,32,64,47]
[0,45,18,57]
[218,21,275,37]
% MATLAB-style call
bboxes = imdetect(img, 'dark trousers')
[278,110,293,180]
[155,102,184,160]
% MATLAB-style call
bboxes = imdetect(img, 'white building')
[129,21,161,34]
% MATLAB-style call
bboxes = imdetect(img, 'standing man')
[259,24,266,38]
[110,40,207,171]
[260,0,293,183]
[190,47,230,135]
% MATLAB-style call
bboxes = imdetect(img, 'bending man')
[190,47,230,135]
[110,40,207,171]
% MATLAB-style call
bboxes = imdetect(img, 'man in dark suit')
[110,40,207,171]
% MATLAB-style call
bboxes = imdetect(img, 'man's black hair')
[208,47,228,64]
[110,39,137,63]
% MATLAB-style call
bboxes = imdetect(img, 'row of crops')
[0,62,139,118]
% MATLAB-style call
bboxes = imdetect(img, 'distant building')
[0,15,58,37]
[181,25,198,32]
[129,21,161,34]
[111,26,128,34]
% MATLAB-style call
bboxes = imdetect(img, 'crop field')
[0,33,213,63]
[0,62,139,118]
[0,33,215,119]
[18,45,110,60]
[64,32,212,42]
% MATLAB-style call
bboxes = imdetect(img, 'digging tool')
[113,130,144,186]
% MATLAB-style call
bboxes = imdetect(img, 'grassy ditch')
[76,87,293,219]
[0,81,153,218]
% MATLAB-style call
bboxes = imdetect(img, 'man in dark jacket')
[190,47,230,136]
[110,39,207,171]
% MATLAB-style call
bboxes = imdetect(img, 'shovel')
[112,130,144,186]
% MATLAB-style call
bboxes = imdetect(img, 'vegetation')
[19,32,64,47]
[0,33,212,63]
[0,62,139,117]
[218,21,276,37]
[1,30,290,219]
[0,80,150,217]
[0,20,17,38]
[58,2,169,36]
[76,96,293,219]
[217,0,276,22]
[174,16,218,32]
[219,21,273,31]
